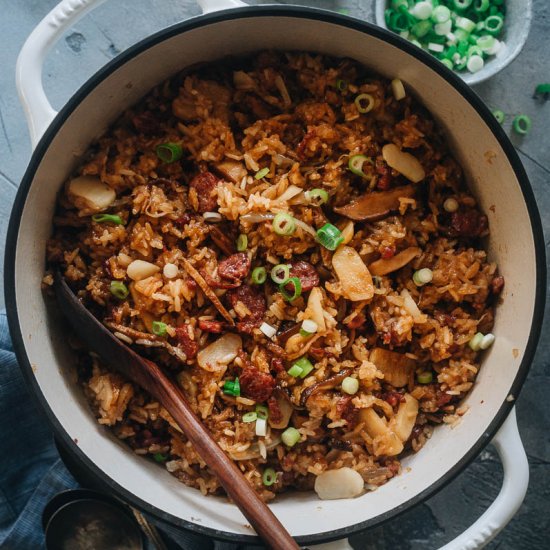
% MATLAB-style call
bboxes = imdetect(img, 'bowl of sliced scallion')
[375,0,532,85]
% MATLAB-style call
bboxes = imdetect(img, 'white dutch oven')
[5,0,546,548]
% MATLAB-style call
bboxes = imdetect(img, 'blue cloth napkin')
[0,310,251,549]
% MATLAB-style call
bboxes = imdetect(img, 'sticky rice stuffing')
[45,51,503,502]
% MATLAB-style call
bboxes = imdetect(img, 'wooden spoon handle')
[53,274,299,549]
[138,358,299,550]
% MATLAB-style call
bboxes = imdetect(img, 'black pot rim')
[4,5,546,546]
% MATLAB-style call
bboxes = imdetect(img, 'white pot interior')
[12,13,538,539]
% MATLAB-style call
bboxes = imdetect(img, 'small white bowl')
[374,0,532,85]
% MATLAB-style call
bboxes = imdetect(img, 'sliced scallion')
[270,264,290,285]
[110,281,129,300]
[413,268,433,286]
[341,376,359,395]
[469,332,484,351]
[256,404,269,420]
[152,321,168,337]
[153,453,167,462]
[242,412,258,423]
[300,319,318,337]
[479,333,495,350]
[417,371,433,384]
[255,417,267,436]
[255,167,270,180]
[236,234,248,252]
[279,277,302,302]
[92,213,123,225]
[348,154,371,178]
[272,212,296,236]
[262,468,277,486]
[354,93,375,114]
[492,109,505,124]
[287,364,303,378]
[305,188,329,206]
[513,115,532,135]
[316,223,344,251]
[484,14,503,35]
[336,79,348,92]
[281,427,301,447]
[223,378,240,397]
[293,357,313,379]
[251,266,267,285]
[156,142,183,164]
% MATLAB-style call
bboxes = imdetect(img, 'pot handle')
[311,407,528,550]
[438,406,528,550]
[16,0,110,149]
[16,0,247,149]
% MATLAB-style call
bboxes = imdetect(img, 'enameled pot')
[6,1,546,548]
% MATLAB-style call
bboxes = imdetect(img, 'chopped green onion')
[348,154,371,178]
[256,404,269,420]
[153,453,167,462]
[443,197,459,213]
[316,223,344,251]
[152,321,168,337]
[270,264,290,284]
[300,319,318,337]
[466,55,484,73]
[389,11,412,32]
[236,234,248,252]
[428,42,445,53]
[156,142,183,164]
[223,378,240,397]
[534,83,550,101]
[242,412,258,423]
[453,0,473,11]
[110,281,129,300]
[484,14,503,35]
[440,58,454,70]
[262,468,277,486]
[476,34,495,52]
[272,212,296,236]
[480,333,495,350]
[410,1,433,20]
[413,268,433,286]
[279,277,302,302]
[434,20,452,36]
[473,0,490,12]
[354,93,375,114]
[513,115,532,136]
[469,332,484,351]
[336,79,348,92]
[255,417,267,436]
[255,167,270,180]
[432,5,451,23]
[281,427,301,447]
[492,109,505,124]
[287,364,303,378]
[417,371,433,384]
[92,213,123,225]
[293,357,314,379]
[341,377,359,395]
[411,20,432,38]
[456,16,476,33]
[305,188,329,206]
[251,266,267,285]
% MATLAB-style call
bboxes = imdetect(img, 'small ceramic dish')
[374,0,533,85]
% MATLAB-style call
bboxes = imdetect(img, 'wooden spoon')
[53,273,299,550]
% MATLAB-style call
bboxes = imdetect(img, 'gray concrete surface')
[1,0,549,548]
